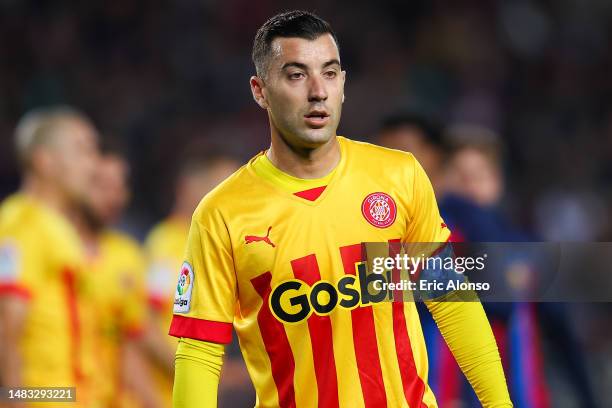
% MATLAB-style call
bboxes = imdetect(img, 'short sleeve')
[0,236,33,299]
[168,207,236,344]
[404,157,451,243]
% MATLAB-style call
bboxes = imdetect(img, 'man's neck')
[21,175,72,218]
[267,130,341,179]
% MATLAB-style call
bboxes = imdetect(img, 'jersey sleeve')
[426,295,513,406]
[168,205,236,344]
[404,157,450,243]
[0,235,33,300]
[173,338,225,408]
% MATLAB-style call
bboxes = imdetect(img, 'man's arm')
[0,296,28,408]
[173,338,225,408]
[426,294,512,407]
[121,338,163,408]
[142,315,176,374]
[168,203,238,407]
[404,156,512,406]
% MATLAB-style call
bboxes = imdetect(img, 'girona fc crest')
[361,192,397,228]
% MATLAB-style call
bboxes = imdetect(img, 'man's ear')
[250,76,268,109]
[30,147,55,178]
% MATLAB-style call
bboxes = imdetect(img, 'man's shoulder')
[0,193,67,240]
[341,136,417,166]
[340,136,420,183]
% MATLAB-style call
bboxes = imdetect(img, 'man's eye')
[288,72,304,80]
[324,70,337,79]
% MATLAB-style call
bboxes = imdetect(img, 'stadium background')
[1,0,611,407]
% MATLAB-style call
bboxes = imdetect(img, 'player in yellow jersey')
[144,151,243,406]
[77,150,160,408]
[0,106,100,407]
[171,11,513,408]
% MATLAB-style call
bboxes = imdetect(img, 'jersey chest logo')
[361,192,397,228]
[245,226,275,248]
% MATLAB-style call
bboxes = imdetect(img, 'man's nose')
[308,75,328,102]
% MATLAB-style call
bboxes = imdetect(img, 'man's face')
[48,119,99,204]
[254,34,345,149]
[87,155,130,226]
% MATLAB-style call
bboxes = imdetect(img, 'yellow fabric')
[86,229,148,406]
[144,217,190,406]
[426,294,513,407]
[172,136,471,407]
[0,193,99,407]
[173,338,224,408]
[251,152,336,192]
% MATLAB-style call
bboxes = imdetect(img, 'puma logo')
[245,226,275,248]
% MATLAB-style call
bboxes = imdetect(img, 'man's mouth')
[304,110,330,128]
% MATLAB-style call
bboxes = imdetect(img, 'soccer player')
[144,151,241,406]
[77,150,160,408]
[170,11,512,408]
[0,107,99,407]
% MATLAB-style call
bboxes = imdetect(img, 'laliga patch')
[173,261,194,313]
[361,192,397,228]
[0,241,19,283]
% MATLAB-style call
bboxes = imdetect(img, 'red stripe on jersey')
[388,239,403,302]
[291,255,340,408]
[388,239,427,407]
[339,244,387,408]
[62,267,83,383]
[392,302,428,408]
[293,186,326,201]
[251,272,297,408]
[168,315,233,344]
[0,283,31,299]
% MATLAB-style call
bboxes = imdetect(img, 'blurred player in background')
[76,149,160,408]
[443,128,596,407]
[377,113,445,194]
[0,107,100,406]
[171,11,511,408]
[144,150,244,407]
[378,116,596,407]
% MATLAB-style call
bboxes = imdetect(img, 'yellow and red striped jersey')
[169,136,450,408]
[86,229,147,406]
[0,193,98,407]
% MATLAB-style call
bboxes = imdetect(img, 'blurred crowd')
[1,0,612,240]
[0,0,611,407]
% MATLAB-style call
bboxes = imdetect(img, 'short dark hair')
[252,10,339,77]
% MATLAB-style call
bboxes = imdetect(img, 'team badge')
[361,192,397,228]
[173,261,194,313]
